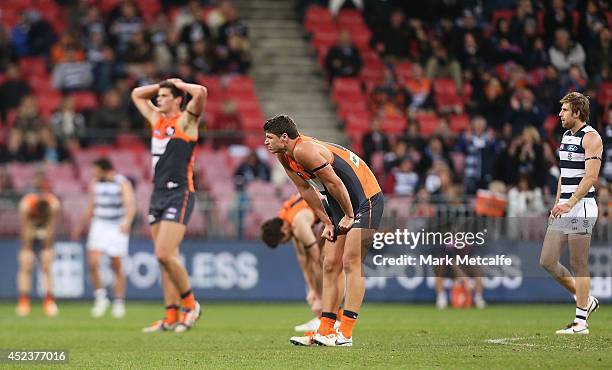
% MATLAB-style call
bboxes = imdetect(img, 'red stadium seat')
[198,76,222,96]
[305,5,333,33]
[491,9,515,26]
[436,94,464,114]
[544,115,559,135]
[395,62,413,81]
[416,113,439,137]
[19,57,47,77]
[71,92,98,111]
[379,114,406,134]
[7,163,37,191]
[433,78,458,97]
[449,114,470,134]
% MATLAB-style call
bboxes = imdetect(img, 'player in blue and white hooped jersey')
[539,92,604,335]
[72,158,136,319]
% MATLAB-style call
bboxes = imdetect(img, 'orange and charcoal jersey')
[151,115,197,192]
[278,193,318,226]
[283,135,384,230]
[283,135,381,205]
[21,193,59,222]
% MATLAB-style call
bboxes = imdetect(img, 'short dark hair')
[560,92,589,122]
[159,80,183,98]
[264,115,299,139]
[93,157,113,171]
[261,217,285,248]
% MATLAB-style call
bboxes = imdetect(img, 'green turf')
[0,301,610,369]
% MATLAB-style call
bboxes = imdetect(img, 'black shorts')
[149,188,195,225]
[323,192,384,234]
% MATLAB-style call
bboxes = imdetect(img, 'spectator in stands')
[234,150,271,190]
[491,18,522,64]
[372,8,411,61]
[473,74,506,131]
[329,0,364,17]
[504,88,543,134]
[383,140,407,174]
[578,0,608,50]
[523,35,549,70]
[456,116,496,194]
[109,1,143,55]
[458,33,486,81]
[176,61,198,84]
[404,64,431,111]
[386,158,420,196]
[92,45,120,93]
[189,39,215,75]
[0,129,24,163]
[215,34,251,74]
[51,32,85,65]
[153,28,181,74]
[538,65,564,115]
[548,28,586,75]
[544,0,574,43]
[324,30,362,80]
[369,65,409,117]
[586,27,610,82]
[89,89,128,144]
[19,129,46,163]
[425,42,463,92]
[179,4,211,46]
[51,49,93,92]
[123,29,154,69]
[0,64,31,121]
[362,118,390,166]
[399,119,426,151]
[50,96,85,151]
[509,126,547,188]
[14,95,43,132]
[217,1,248,47]
[506,174,547,239]
[39,126,66,164]
[24,9,56,57]
[562,65,588,94]
[80,4,106,42]
[510,0,537,42]
[423,136,454,176]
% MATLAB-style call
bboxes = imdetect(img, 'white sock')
[94,288,107,300]
[574,306,588,326]
[113,298,124,305]
[573,294,577,302]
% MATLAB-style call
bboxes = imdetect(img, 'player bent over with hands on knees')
[261,194,345,333]
[540,92,603,335]
[131,78,207,333]
[264,115,384,347]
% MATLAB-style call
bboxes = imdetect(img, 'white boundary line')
[485,337,537,347]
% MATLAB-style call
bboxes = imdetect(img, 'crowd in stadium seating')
[305,0,611,203]
[0,0,251,165]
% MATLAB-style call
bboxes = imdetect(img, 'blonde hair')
[560,92,589,122]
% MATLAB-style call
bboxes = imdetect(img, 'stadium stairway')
[233,0,347,145]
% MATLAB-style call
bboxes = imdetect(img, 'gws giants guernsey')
[151,115,196,192]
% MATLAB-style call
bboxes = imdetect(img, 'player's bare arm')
[551,132,603,217]
[293,142,355,232]
[43,198,60,250]
[292,211,323,297]
[131,83,162,125]
[167,78,208,136]
[120,179,137,234]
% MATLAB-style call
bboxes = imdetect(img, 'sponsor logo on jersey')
[165,126,175,137]
[566,144,579,152]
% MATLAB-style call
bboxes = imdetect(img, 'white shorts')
[87,220,129,257]
[548,198,598,234]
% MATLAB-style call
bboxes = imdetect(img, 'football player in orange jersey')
[261,194,345,332]
[132,78,207,333]
[264,115,384,347]
[16,184,60,317]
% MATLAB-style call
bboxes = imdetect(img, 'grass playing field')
[0,301,610,369]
